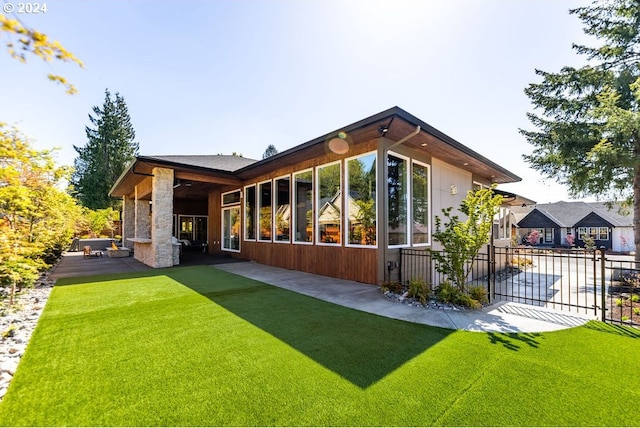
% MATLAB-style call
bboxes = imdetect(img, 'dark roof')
[234,106,521,183]
[140,155,257,172]
[515,201,632,228]
[110,106,522,197]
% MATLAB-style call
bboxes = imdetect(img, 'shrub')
[468,285,488,305]
[380,280,404,294]
[615,298,624,307]
[435,281,460,304]
[633,307,640,316]
[511,256,533,268]
[632,294,639,303]
[407,278,431,305]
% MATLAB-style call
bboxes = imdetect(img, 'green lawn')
[0,265,638,426]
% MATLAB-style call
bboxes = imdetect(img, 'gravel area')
[0,272,55,400]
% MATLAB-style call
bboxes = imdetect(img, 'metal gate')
[399,247,640,327]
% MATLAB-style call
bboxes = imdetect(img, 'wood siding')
[237,241,378,284]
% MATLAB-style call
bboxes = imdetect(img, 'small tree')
[432,186,504,293]
[526,230,541,246]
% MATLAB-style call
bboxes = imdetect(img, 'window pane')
[599,227,608,240]
[222,190,241,206]
[259,181,272,241]
[244,186,256,240]
[412,163,429,244]
[347,153,376,246]
[222,207,240,251]
[317,163,341,245]
[294,171,313,243]
[388,154,407,246]
[275,177,290,242]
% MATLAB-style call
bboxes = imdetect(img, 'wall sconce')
[450,185,458,195]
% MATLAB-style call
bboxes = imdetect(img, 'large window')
[244,185,256,240]
[222,207,240,251]
[388,153,408,246]
[346,152,377,246]
[178,215,208,243]
[412,161,430,245]
[274,176,291,242]
[221,189,240,252]
[258,181,272,241]
[293,169,313,243]
[317,161,341,245]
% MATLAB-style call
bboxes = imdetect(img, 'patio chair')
[83,246,103,258]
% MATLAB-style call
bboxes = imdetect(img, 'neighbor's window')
[244,185,256,240]
[293,169,313,243]
[412,161,430,245]
[598,227,609,240]
[258,181,272,241]
[346,152,377,246]
[317,161,341,245]
[274,176,291,242]
[388,153,408,246]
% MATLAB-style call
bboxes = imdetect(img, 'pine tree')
[521,0,640,260]
[71,89,138,209]
[262,144,278,159]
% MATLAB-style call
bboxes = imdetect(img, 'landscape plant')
[526,230,540,246]
[407,277,431,304]
[431,186,503,296]
[0,125,82,303]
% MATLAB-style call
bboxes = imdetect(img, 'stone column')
[134,186,150,239]
[122,196,135,248]
[151,167,174,268]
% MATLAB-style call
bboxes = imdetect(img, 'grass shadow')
[170,266,453,389]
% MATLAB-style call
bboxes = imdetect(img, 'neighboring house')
[514,201,635,252]
[109,106,527,284]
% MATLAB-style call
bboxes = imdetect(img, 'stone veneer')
[150,167,174,268]
[122,196,135,248]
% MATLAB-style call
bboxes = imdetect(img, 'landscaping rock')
[0,270,54,400]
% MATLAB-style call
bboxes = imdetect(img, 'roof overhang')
[109,156,243,199]
[235,106,521,184]
[493,189,536,207]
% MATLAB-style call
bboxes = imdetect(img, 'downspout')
[387,125,421,151]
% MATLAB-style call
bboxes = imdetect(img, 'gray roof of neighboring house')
[141,155,258,172]
[515,201,632,228]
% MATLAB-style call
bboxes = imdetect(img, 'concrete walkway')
[49,253,595,333]
[214,261,596,333]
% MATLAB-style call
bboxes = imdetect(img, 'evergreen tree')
[521,0,640,260]
[262,144,278,159]
[71,89,138,209]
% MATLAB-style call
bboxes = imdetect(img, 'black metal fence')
[399,246,640,327]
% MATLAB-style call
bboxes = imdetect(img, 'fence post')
[599,247,606,322]
[398,248,403,285]
[487,244,495,303]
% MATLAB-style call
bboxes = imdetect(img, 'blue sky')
[1,0,593,203]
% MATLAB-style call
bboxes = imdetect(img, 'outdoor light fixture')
[450,185,458,195]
